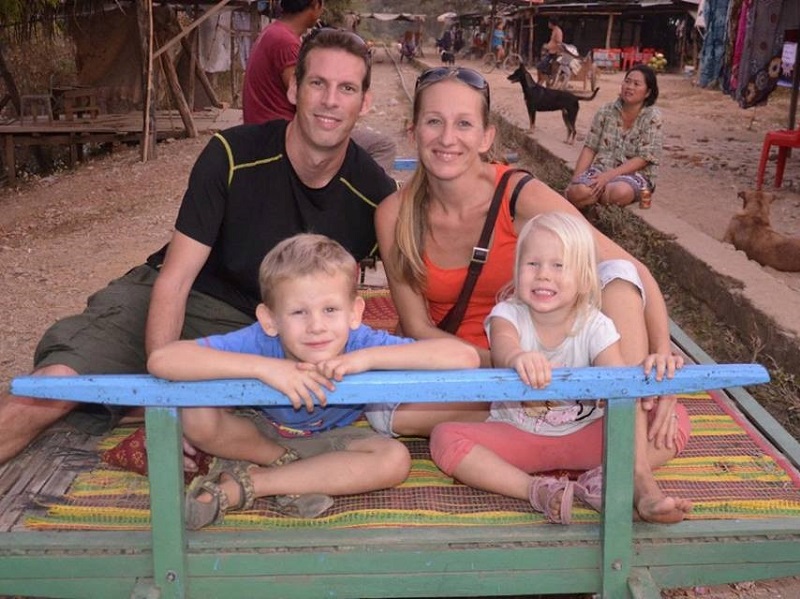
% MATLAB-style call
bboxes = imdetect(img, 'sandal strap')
[228,462,257,511]
[270,448,300,467]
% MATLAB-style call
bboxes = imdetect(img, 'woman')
[565,64,662,209]
[370,66,682,451]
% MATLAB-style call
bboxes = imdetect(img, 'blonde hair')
[393,73,493,290]
[511,212,601,330]
[258,234,358,308]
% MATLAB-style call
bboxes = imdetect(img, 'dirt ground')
[1,52,800,597]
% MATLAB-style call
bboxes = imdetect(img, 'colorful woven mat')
[25,391,800,531]
[23,289,800,530]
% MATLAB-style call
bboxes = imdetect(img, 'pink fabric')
[430,403,690,476]
[242,21,300,124]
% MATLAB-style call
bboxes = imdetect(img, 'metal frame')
[4,358,799,599]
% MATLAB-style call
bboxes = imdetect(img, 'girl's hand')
[261,361,335,412]
[511,351,552,389]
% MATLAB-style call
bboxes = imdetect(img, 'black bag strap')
[437,168,533,334]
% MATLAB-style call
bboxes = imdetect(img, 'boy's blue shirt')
[198,323,413,434]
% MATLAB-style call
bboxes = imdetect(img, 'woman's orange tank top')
[423,164,519,350]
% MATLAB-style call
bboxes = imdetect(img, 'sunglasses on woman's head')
[415,67,491,108]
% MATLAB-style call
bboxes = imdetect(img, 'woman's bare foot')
[636,493,693,523]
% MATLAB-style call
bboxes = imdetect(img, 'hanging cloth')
[722,0,747,95]
[735,0,785,108]
[698,0,731,88]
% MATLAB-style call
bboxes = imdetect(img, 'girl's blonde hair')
[510,212,601,330]
[258,233,358,308]
[393,72,493,290]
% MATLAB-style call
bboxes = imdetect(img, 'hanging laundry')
[735,0,785,108]
[698,0,731,88]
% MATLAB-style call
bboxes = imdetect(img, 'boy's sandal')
[575,466,603,512]
[529,476,576,525]
[267,446,335,519]
[185,458,257,531]
[272,493,335,518]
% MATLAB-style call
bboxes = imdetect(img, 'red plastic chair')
[756,126,800,189]
[621,46,638,71]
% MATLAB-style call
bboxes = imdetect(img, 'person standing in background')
[242,0,397,173]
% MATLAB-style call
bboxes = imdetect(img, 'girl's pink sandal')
[575,466,603,512]
[528,476,576,525]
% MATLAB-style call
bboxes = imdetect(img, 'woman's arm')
[571,145,597,178]
[375,190,493,366]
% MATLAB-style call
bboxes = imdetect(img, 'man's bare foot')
[636,493,693,523]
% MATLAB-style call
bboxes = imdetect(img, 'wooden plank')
[10,364,771,408]
[670,320,800,469]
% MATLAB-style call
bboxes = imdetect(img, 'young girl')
[429,212,693,525]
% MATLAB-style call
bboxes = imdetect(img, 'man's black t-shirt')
[147,120,396,317]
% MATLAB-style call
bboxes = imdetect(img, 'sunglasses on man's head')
[415,67,490,107]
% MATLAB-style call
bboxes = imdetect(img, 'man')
[242,0,396,173]
[536,17,563,84]
[0,29,397,466]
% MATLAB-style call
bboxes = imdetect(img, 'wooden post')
[605,14,614,49]
[187,30,196,111]
[229,24,237,108]
[180,36,223,108]
[137,0,157,161]
[0,41,21,116]
[158,37,197,138]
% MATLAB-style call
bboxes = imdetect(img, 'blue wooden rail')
[10,364,769,407]
[3,364,783,599]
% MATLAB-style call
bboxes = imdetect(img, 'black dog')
[440,50,455,66]
[507,64,599,144]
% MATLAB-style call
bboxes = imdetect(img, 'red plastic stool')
[756,126,800,189]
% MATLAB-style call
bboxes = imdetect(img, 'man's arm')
[144,231,211,356]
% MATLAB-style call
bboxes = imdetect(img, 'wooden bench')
[61,88,101,121]
[5,360,796,599]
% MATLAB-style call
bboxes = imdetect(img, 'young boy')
[148,234,480,530]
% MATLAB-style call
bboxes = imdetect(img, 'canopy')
[360,13,425,22]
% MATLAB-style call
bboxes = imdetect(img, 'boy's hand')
[510,351,552,389]
[315,352,370,381]
[261,361,335,412]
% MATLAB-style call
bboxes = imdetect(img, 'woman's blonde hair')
[258,233,358,308]
[393,71,493,290]
[510,212,601,330]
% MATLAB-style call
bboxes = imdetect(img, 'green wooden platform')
[2,323,799,599]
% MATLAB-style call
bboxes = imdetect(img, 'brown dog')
[723,190,800,272]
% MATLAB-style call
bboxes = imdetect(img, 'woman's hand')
[642,353,685,449]
[587,171,613,200]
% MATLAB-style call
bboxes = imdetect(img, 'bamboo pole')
[158,36,197,138]
[180,36,223,108]
[137,0,157,161]
[153,0,234,60]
